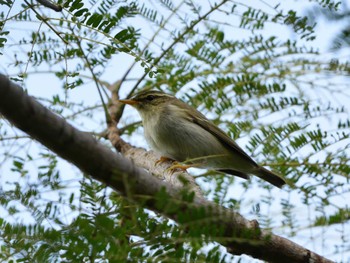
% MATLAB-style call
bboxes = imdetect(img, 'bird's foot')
[166,163,200,173]
[155,156,175,165]
[156,157,200,173]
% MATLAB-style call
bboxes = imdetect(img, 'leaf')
[314,209,350,226]
[114,29,128,41]
[86,13,103,27]
[74,8,89,17]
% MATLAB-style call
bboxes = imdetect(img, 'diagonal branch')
[0,74,333,263]
[36,0,62,12]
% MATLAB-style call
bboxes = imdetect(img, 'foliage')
[308,1,350,50]
[0,0,349,262]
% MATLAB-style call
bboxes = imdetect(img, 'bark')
[0,74,334,263]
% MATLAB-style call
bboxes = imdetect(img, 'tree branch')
[0,74,333,263]
[36,0,62,12]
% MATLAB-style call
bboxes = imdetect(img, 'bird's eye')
[146,95,155,101]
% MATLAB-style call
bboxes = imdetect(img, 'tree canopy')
[0,0,349,262]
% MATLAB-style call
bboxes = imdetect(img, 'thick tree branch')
[0,74,333,263]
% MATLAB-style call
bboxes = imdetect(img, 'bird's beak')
[118,99,139,105]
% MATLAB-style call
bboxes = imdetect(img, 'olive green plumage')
[120,90,286,188]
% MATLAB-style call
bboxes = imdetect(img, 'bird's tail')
[255,167,286,188]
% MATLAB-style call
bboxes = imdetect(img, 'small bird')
[119,90,286,188]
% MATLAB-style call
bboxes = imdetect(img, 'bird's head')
[119,90,175,114]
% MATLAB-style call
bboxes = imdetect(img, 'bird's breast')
[143,110,230,166]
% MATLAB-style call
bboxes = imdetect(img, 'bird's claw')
[156,157,199,173]
[166,163,199,173]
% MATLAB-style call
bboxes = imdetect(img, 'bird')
[119,90,286,188]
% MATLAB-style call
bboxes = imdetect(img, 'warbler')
[119,90,286,188]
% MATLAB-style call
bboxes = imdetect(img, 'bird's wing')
[177,100,259,166]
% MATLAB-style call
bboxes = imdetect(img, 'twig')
[131,0,229,91]
[119,121,142,135]
[36,0,62,12]
[115,0,230,122]
[24,0,68,44]
[73,35,110,125]
[119,1,185,96]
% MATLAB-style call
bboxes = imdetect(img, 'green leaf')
[74,8,89,17]
[86,13,103,28]
[114,29,128,41]
[314,209,350,226]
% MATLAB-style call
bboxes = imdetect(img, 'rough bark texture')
[0,74,334,263]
